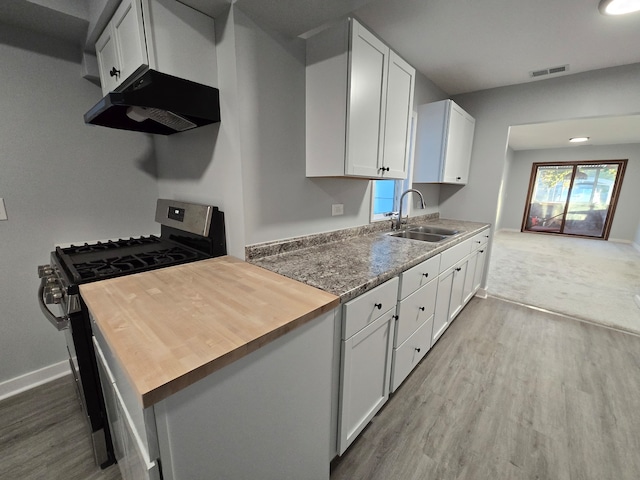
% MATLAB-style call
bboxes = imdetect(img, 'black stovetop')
[55,235,208,284]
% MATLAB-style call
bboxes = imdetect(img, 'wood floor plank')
[331,296,640,480]
[0,375,121,480]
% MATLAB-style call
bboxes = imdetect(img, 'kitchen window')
[521,159,627,239]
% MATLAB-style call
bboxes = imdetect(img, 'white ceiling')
[509,115,640,151]
[2,0,640,149]
[180,0,640,96]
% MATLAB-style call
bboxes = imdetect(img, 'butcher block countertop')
[80,256,340,408]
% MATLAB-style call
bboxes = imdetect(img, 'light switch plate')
[0,198,7,221]
[331,204,344,216]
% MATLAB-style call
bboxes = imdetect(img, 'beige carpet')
[487,230,640,335]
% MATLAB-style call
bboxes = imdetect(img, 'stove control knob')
[44,285,63,304]
[38,265,54,278]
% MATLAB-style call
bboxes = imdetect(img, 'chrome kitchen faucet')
[395,189,426,230]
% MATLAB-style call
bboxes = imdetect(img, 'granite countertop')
[248,218,490,303]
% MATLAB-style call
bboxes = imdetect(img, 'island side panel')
[154,308,337,480]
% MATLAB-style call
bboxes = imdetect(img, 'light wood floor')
[3,297,640,480]
[0,374,121,480]
[331,296,640,480]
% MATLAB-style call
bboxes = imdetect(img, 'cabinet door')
[448,258,468,322]
[381,51,414,179]
[96,24,120,94]
[463,251,477,305]
[345,20,388,178]
[112,0,148,89]
[473,247,487,293]
[116,397,161,480]
[442,102,475,184]
[339,309,395,454]
[432,266,454,344]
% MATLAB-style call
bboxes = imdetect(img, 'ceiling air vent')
[529,64,569,78]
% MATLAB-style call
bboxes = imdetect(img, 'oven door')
[69,310,116,468]
[64,325,84,410]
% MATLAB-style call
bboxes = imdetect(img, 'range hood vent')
[84,70,221,135]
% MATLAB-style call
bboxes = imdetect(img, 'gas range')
[37,199,226,468]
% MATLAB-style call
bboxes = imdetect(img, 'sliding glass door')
[522,160,627,239]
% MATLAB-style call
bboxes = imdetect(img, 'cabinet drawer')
[439,238,471,273]
[395,277,437,346]
[398,254,440,300]
[391,314,433,392]
[343,277,399,339]
[470,229,490,252]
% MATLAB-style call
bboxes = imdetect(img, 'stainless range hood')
[84,69,221,135]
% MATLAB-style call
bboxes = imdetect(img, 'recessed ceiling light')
[599,0,640,15]
[569,137,590,143]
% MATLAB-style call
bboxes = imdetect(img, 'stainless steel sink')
[405,225,460,236]
[388,231,448,242]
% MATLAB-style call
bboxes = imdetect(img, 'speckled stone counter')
[247,217,490,303]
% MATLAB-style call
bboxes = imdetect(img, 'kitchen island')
[80,256,339,480]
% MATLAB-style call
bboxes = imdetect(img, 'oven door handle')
[38,277,70,331]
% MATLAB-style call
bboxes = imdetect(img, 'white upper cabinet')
[383,52,415,178]
[95,0,217,95]
[306,18,415,179]
[413,99,475,185]
[96,0,148,94]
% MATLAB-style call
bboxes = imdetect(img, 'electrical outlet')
[331,204,344,216]
[0,198,6,221]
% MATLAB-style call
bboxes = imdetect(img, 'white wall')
[500,144,640,241]
[0,25,159,387]
[448,63,640,226]
[495,146,514,230]
[410,70,448,212]
[154,6,249,259]
[155,5,448,250]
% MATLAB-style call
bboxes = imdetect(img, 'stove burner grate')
[72,246,201,281]
[62,236,161,255]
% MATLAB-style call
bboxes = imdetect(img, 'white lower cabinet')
[433,264,455,343]
[94,337,161,480]
[472,247,487,292]
[433,238,472,344]
[337,229,492,453]
[94,309,337,480]
[448,257,469,322]
[432,228,491,344]
[391,269,438,392]
[338,278,397,455]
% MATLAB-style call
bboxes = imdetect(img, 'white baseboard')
[0,360,70,402]
[633,242,640,253]
[609,237,631,244]
[475,288,488,299]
